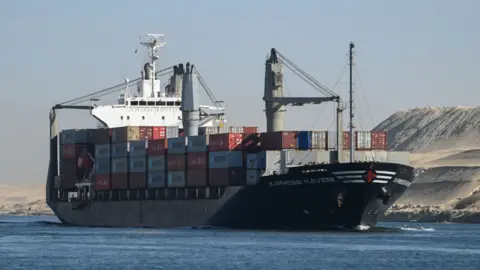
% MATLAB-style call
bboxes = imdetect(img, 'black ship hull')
[47,154,414,230]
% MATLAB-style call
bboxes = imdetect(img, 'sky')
[0,0,478,184]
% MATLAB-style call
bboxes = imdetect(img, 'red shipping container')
[343,131,350,149]
[167,154,185,171]
[187,169,208,187]
[94,174,110,190]
[187,152,208,170]
[153,126,167,139]
[260,131,298,150]
[148,139,167,156]
[209,168,245,187]
[371,131,387,150]
[243,126,259,134]
[241,133,261,152]
[129,172,146,189]
[208,133,244,152]
[139,126,153,140]
[111,173,128,189]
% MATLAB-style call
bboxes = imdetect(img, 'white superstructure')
[91,33,225,129]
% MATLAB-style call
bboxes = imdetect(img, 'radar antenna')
[140,33,166,96]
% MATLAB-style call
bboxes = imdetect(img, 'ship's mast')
[349,42,355,163]
[140,33,166,97]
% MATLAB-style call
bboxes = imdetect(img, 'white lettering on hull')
[393,178,411,187]
[268,177,335,187]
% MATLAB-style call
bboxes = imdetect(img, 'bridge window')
[147,101,155,106]
[142,116,145,120]
[167,101,174,106]
[127,116,130,120]
[121,116,123,120]
[131,101,138,106]
[174,101,181,106]
[178,116,181,120]
[162,116,165,120]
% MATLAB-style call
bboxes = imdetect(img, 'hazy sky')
[0,0,478,184]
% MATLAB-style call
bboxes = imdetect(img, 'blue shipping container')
[128,140,147,157]
[112,158,128,173]
[148,171,166,188]
[95,158,111,174]
[187,135,208,152]
[167,137,187,154]
[208,151,243,169]
[148,156,165,172]
[112,143,128,158]
[95,144,110,159]
[167,171,186,187]
[297,131,311,149]
[130,156,146,172]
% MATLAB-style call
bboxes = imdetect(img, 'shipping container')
[147,139,167,156]
[167,137,187,154]
[167,171,186,187]
[112,158,128,173]
[94,174,110,190]
[371,131,387,150]
[111,173,128,189]
[326,131,351,149]
[260,131,298,150]
[148,171,166,188]
[241,133,261,152]
[130,156,146,172]
[111,126,141,143]
[355,131,372,150]
[208,133,243,152]
[297,131,311,149]
[187,152,208,170]
[209,168,245,186]
[209,151,243,169]
[61,176,76,189]
[246,170,262,185]
[128,140,147,157]
[111,142,128,158]
[167,154,185,171]
[129,172,146,189]
[61,143,95,159]
[92,128,111,144]
[245,151,282,170]
[198,126,226,135]
[60,129,96,144]
[284,149,331,167]
[148,156,166,172]
[94,158,111,175]
[166,126,179,138]
[311,131,327,150]
[186,169,208,187]
[139,126,153,140]
[95,144,110,159]
[153,126,167,139]
[228,126,259,134]
[187,135,209,152]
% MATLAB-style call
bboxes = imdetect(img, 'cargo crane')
[263,48,347,163]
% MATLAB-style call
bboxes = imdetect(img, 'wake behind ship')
[46,34,414,230]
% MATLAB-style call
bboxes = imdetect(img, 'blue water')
[0,216,479,269]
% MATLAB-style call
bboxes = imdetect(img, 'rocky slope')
[374,106,480,223]
[0,184,52,216]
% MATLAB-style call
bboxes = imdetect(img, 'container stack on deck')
[58,126,388,192]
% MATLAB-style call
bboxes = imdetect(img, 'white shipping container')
[166,126,179,138]
[284,150,330,167]
[167,171,186,187]
[327,131,337,150]
[229,126,244,133]
[356,131,372,149]
[246,170,262,185]
[311,131,327,149]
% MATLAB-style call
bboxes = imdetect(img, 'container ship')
[46,34,414,230]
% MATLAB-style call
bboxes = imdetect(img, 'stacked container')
[260,131,298,150]
[208,133,245,186]
[60,129,96,189]
[128,140,147,189]
[147,139,167,188]
[186,135,209,187]
[297,131,327,150]
[167,137,187,187]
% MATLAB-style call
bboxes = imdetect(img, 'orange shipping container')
[147,139,167,156]
[94,174,110,190]
[208,133,244,152]
[167,154,185,171]
[187,152,208,170]
[260,131,298,150]
[187,169,208,187]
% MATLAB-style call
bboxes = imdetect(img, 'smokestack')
[181,63,199,136]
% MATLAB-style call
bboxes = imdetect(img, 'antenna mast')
[349,42,355,163]
[140,33,166,97]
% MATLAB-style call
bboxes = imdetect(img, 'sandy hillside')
[0,184,52,215]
